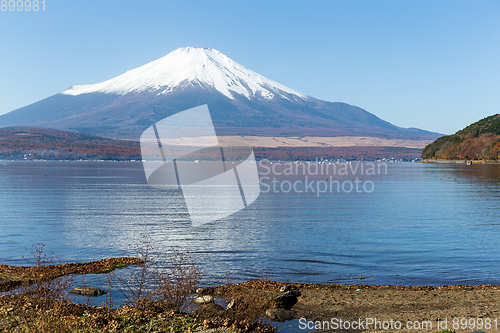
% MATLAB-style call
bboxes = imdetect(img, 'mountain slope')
[62,47,309,101]
[422,114,500,160]
[0,47,441,141]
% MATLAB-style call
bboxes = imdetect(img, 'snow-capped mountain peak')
[62,47,309,101]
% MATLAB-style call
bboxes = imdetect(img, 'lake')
[1,160,499,290]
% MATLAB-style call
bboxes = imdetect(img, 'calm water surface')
[0,160,499,289]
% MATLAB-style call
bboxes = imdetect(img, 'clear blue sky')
[1,0,499,135]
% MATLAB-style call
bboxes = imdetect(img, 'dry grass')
[0,239,276,333]
[153,247,202,312]
[0,294,203,333]
[0,255,143,293]
[113,235,202,313]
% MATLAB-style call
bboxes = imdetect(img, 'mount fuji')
[0,47,440,142]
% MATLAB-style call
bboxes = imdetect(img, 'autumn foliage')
[0,126,141,160]
[422,114,500,160]
[0,126,424,161]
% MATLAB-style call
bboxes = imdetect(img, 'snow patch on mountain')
[62,47,309,101]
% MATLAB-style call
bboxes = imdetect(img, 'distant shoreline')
[419,159,500,164]
[0,127,426,161]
